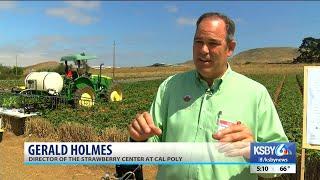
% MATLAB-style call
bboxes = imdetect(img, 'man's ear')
[227,40,236,57]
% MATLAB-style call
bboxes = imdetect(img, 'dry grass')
[273,75,286,106]
[89,63,313,81]
[25,117,57,140]
[24,60,315,81]
[24,117,128,142]
[99,126,128,142]
[89,65,193,80]
[2,115,26,136]
[57,122,98,142]
[231,63,306,75]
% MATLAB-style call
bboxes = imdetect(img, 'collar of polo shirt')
[195,63,232,92]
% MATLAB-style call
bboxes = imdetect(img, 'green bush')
[0,64,24,80]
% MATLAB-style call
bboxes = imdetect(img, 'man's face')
[193,18,236,80]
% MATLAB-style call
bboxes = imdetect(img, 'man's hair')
[196,12,235,43]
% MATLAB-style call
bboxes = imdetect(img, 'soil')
[0,132,157,180]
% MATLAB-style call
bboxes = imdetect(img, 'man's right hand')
[128,112,162,142]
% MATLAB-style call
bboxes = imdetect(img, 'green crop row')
[40,79,164,133]
[277,74,320,160]
[248,74,284,101]
[0,92,21,108]
[0,80,24,89]
[277,75,303,148]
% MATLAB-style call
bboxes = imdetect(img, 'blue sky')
[0,1,319,67]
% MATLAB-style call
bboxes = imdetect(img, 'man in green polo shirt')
[128,12,288,180]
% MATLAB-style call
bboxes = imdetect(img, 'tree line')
[0,65,24,80]
[293,37,320,63]
[0,62,72,80]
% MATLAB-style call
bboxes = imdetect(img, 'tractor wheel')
[107,83,123,102]
[74,86,96,107]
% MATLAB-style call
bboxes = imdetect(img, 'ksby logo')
[275,144,292,156]
[251,143,296,164]
[253,143,292,156]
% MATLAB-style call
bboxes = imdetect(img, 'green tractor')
[60,53,123,107]
[16,53,123,109]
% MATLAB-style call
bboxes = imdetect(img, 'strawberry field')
[0,72,319,179]
[0,75,313,144]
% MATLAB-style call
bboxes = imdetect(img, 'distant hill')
[24,61,60,74]
[182,47,299,65]
[230,47,299,64]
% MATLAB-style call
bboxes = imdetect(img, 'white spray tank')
[25,72,64,95]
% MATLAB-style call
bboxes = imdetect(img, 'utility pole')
[113,40,115,80]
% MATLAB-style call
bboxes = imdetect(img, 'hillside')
[24,61,60,74]
[182,47,299,65]
[230,47,299,64]
[24,47,300,75]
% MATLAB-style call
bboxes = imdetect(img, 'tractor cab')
[61,52,95,79]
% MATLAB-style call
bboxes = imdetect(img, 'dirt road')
[0,132,157,180]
